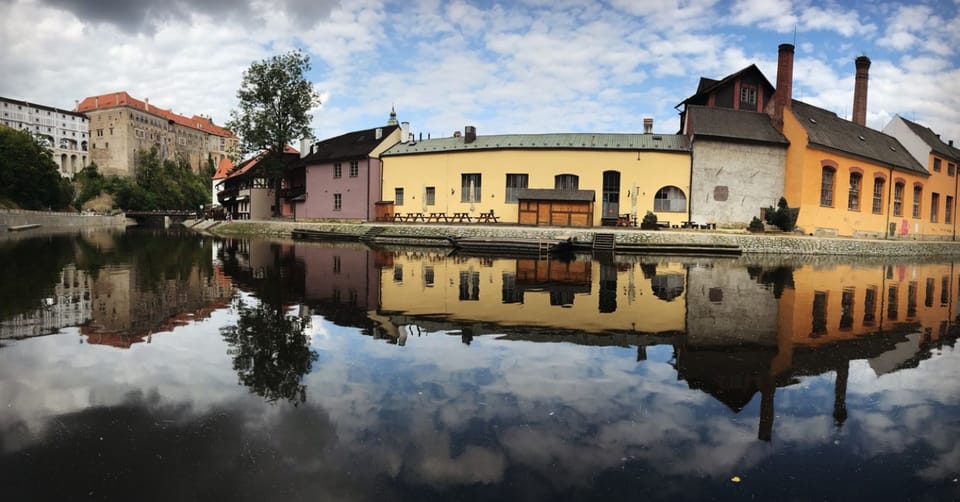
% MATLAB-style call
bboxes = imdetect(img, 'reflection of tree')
[747,266,795,299]
[221,299,318,405]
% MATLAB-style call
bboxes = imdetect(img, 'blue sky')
[1,0,958,145]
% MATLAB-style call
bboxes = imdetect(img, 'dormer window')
[740,86,757,107]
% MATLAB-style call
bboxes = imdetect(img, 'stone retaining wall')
[196,219,960,257]
[0,209,130,229]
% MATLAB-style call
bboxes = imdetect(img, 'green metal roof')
[382,132,691,156]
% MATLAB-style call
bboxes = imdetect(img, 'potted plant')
[640,211,659,230]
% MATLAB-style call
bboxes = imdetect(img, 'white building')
[1,96,89,177]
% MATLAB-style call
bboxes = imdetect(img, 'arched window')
[654,186,686,212]
[893,181,904,216]
[555,174,579,190]
[872,177,885,214]
[847,172,862,211]
[820,167,835,207]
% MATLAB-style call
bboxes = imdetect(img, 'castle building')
[75,91,237,177]
[0,96,89,177]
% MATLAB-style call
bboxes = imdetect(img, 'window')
[949,163,956,176]
[947,196,953,224]
[931,192,939,222]
[740,86,757,106]
[848,172,862,211]
[333,255,341,273]
[425,186,435,206]
[820,167,835,206]
[333,162,342,178]
[461,173,481,202]
[913,185,922,218]
[333,193,342,211]
[505,173,528,203]
[459,271,480,301]
[555,174,579,190]
[96,129,103,137]
[934,158,942,172]
[349,160,358,177]
[872,178,884,214]
[894,182,904,216]
[654,186,686,212]
[394,187,404,206]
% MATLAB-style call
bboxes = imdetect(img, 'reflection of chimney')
[643,117,653,134]
[773,43,794,131]
[400,121,409,143]
[464,125,476,144]
[852,55,871,126]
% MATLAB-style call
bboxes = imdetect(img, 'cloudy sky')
[1,0,958,145]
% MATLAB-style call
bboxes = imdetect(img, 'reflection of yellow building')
[381,128,691,227]
[377,251,687,334]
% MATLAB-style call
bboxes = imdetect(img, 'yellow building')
[380,127,691,227]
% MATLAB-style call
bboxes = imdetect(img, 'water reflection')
[1,233,959,500]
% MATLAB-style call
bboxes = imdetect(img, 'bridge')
[125,210,198,228]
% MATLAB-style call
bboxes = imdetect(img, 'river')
[1,228,958,501]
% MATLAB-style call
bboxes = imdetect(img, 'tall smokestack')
[852,55,871,126]
[773,43,794,131]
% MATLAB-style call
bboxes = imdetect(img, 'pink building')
[288,122,401,221]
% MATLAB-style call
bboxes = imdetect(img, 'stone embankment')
[0,209,130,232]
[188,219,960,257]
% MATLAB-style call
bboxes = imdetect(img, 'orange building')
[771,44,953,240]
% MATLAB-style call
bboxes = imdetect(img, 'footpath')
[185,218,960,257]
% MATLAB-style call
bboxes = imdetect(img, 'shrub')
[764,197,795,232]
[749,216,764,232]
[642,211,658,226]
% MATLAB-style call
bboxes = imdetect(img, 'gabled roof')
[791,100,927,175]
[383,132,690,156]
[76,91,236,139]
[678,64,775,107]
[300,125,399,164]
[212,158,233,180]
[685,106,788,145]
[898,116,960,162]
[225,146,299,180]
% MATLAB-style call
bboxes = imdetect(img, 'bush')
[642,211,658,226]
[764,197,795,232]
[749,216,764,232]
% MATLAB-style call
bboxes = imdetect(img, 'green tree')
[0,127,74,210]
[226,50,321,216]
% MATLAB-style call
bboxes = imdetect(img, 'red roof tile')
[75,91,236,139]
[213,158,233,179]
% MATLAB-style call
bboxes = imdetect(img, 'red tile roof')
[213,158,233,179]
[225,145,299,179]
[75,91,236,139]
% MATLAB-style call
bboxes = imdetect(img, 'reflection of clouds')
[3,306,960,495]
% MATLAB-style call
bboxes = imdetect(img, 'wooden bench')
[657,220,671,229]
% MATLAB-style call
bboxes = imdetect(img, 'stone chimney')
[852,55,871,126]
[464,125,476,144]
[145,97,149,112]
[375,127,383,140]
[299,138,310,158]
[643,117,653,134]
[400,121,409,143]
[773,43,794,131]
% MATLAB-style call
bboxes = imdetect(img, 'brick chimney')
[772,43,794,131]
[643,117,653,134]
[852,55,871,126]
[464,125,476,144]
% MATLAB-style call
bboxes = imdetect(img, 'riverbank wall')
[188,219,960,257]
[0,209,130,230]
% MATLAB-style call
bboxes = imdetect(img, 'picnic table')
[428,212,449,223]
[476,212,499,224]
[450,212,472,223]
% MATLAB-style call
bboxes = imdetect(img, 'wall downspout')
[367,157,372,221]
[885,166,893,239]
[687,141,694,224]
[953,162,958,241]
